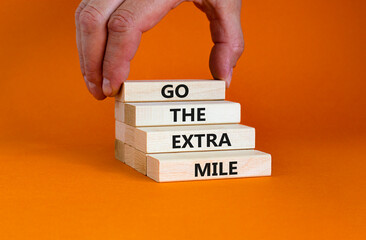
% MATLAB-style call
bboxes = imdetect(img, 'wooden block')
[115,100,125,122]
[147,150,271,182]
[114,139,125,163]
[133,148,147,175]
[114,139,147,175]
[115,101,241,126]
[116,121,255,153]
[124,143,135,168]
[115,121,136,147]
[115,80,225,102]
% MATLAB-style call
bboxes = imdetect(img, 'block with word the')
[115,80,225,102]
[116,121,255,153]
[147,150,271,182]
[115,101,241,126]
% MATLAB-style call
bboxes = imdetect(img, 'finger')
[102,0,181,96]
[76,0,98,96]
[195,0,244,87]
[78,0,125,100]
[75,0,90,79]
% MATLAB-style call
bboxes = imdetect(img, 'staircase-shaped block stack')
[115,80,271,182]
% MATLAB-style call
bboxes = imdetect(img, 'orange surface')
[1,0,365,239]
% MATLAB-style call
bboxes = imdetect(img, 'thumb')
[195,0,244,87]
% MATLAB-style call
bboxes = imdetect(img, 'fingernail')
[226,68,233,88]
[102,78,113,96]
[226,80,231,88]
[88,81,98,96]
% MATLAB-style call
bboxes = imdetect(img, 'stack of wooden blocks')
[114,80,271,182]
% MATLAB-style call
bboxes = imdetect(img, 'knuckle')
[75,2,87,22]
[79,5,104,32]
[108,9,136,33]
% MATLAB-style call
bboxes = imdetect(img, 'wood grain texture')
[115,101,241,127]
[114,139,125,163]
[115,101,125,123]
[115,80,225,102]
[116,121,255,153]
[114,139,147,175]
[133,148,147,175]
[147,150,271,182]
[124,143,135,168]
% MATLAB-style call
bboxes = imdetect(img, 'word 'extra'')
[172,133,231,149]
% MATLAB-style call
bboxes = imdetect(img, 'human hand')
[75,0,244,100]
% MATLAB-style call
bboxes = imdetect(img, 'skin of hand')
[75,0,244,100]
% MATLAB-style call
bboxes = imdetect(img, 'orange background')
[1,0,365,239]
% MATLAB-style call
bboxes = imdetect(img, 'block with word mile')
[115,80,225,102]
[116,121,255,153]
[147,150,271,182]
[115,101,241,126]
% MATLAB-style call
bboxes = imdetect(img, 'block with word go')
[147,150,271,182]
[116,121,255,153]
[115,101,241,126]
[115,80,225,102]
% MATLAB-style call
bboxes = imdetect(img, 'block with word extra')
[115,80,225,102]
[116,121,255,153]
[147,150,272,182]
[115,101,241,126]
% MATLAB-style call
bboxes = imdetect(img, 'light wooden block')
[114,139,125,163]
[147,150,271,182]
[133,148,148,175]
[114,140,134,167]
[115,101,241,126]
[114,100,125,122]
[116,121,255,153]
[115,80,225,102]
[124,143,135,168]
[115,139,147,175]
